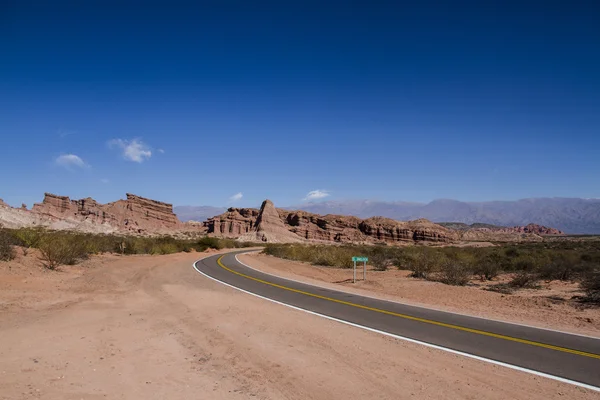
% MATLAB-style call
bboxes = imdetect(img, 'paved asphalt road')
[194,250,600,389]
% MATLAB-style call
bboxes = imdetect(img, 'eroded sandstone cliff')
[29,192,185,234]
[204,200,458,244]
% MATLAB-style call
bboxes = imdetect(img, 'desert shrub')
[263,244,357,268]
[473,252,501,281]
[508,272,540,289]
[37,233,88,269]
[438,261,472,286]
[509,255,541,272]
[150,242,180,255]
[12,227,43,254]
[402,248,445,279]
[536,252,591,281]
[0,230,15,261]
[370,251,393,271]
[196,236,229,251]
[580,271,600,304]
[505,247,519,258]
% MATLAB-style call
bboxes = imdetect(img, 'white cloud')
[229,192,243,202]
[303,190,330,201]
[108,138,152,163]
[55,154,88,168]
[101,178,110,184]
[157,148,165,154]
[58,129,76,138]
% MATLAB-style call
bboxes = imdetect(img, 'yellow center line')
[216,255,600,360]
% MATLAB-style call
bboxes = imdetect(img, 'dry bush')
[0,230,15,261]
[473,253,501,281]
[403,248,444,279]
[580,271,600,304]
[438,261,472,286]
[508,272,541,289]
[37,233,89,269]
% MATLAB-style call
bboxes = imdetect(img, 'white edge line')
[235,252,600,340]
[193,253,600,393]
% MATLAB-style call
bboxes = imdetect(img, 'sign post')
[352,257,368,283]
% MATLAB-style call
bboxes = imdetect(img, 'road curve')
[194,250,600,390]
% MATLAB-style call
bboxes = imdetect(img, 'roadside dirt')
[0,248,597,399]
[238,253,600,337]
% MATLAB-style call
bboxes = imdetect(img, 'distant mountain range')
[173,206,226,223]
[175,198,600,234]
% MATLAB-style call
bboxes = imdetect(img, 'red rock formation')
[31,192,185,234]
[239,200,304,243]
[505,223,564,235]
[206,200,457,244]
[204,207,259,237]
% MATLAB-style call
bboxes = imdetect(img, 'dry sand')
[0,248,597,399]
[238,253,600,337]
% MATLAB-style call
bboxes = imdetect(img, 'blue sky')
[1,1,599,208]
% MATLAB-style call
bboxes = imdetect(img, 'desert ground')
[0,249,598,399]
[239,252,600,337]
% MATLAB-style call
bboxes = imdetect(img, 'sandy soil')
[238,253,600,337]
[0,248,597,399]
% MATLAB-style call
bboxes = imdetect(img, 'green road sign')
[352,257,368,262]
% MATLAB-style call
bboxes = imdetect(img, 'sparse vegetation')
[264,239,600,296]
[581,271,600,304]
[0,227,258,269]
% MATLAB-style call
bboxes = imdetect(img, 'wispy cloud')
[101,178,110,184]
[108,138,152,163]
[58,129,76,138]
[303,190,330,201]
[229,192,243,203]
[55,154,88,169]
[157,148,165,154]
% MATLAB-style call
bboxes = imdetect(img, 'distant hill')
[291,198,600,234]
[437,222,504,231]
[174,206,226,222]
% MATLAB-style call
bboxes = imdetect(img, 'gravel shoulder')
[0,249,597,399]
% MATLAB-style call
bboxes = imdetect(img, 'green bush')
[12,227,43,252]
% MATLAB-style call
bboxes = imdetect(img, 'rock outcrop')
[239,200,304,243]
[206,200,457,244]
[204,207,259,237]
[26,192,187,234]
[504,223,564,235]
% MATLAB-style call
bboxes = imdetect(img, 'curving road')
[194,250,600,390]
